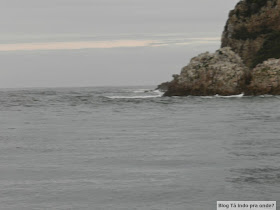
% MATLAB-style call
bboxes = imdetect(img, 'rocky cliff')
[221,0,280,68]
[159,0,280,96]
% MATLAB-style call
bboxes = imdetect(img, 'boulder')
[164,47,250,96]
[246,58,280,94]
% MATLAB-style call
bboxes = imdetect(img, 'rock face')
[164,48,250,96]
[221,0,280,68]
[159,0,280,96]
[246,58,280,94]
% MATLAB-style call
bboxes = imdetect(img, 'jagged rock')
[156,81,171,92]
[246,58,280,94]
[221,0,280,68]
[164,48,250,96]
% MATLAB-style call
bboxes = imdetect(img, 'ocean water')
[0,86,279,210]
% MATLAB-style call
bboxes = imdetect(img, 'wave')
[132,89,164,94]
[106,95,162,99]
[106,89,164,99]
[215,93,244,98]
[132,89,151,93]
[153,89,164,94]
[201,93,244,99]
[201,96,215,99]
[260,94,274,98]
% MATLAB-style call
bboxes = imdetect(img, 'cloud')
[0,35,221,52]
[0,40,155,52]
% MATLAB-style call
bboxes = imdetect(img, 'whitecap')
[132,89,151,93]
[215,93,244,98]
[153,89,164,94]
[201,96,215,99]
[106,95,162,99]
[260,94,274,98]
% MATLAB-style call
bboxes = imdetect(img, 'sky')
[0,0,239,88]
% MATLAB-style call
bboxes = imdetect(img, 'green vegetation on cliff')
[235,0,268,18]
[232,26,273,40]
[252,31,280,67]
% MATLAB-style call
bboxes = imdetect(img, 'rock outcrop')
[156,81,170,92]
[164,48,250,96]
[159,0,280,96]
[221,0,280,68]
[246,58,280,94]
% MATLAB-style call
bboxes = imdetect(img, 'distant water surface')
[0,86,279,210]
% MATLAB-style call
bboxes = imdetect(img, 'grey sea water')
[0,86,279,210]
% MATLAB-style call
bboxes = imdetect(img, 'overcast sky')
[0,0,239,88]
